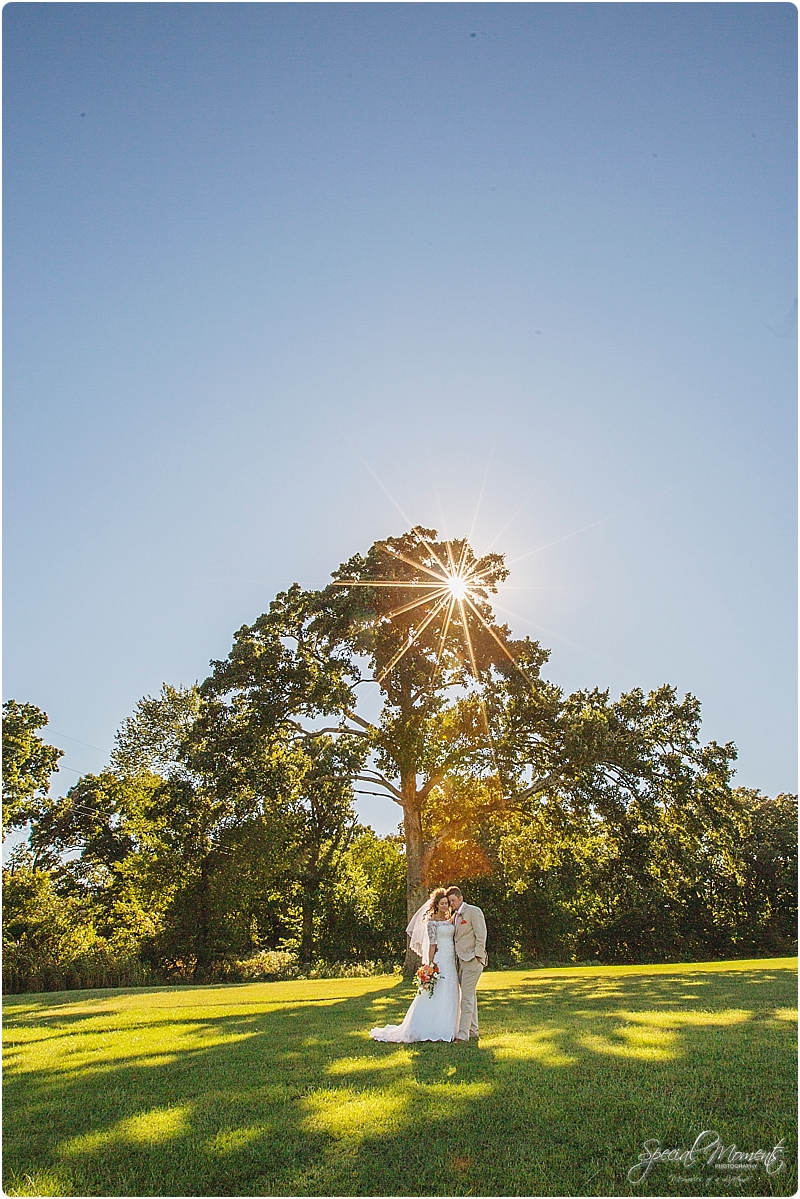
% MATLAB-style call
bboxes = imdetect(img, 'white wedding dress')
[370,919,460,1043]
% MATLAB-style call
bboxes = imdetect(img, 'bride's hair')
[426,887,448,918]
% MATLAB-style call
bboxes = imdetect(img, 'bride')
[370,888,460,1043]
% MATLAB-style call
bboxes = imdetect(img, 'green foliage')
[195,587,372,965]
[465,781,798,965]
[111,684,202,781]
[2,853,155,993]
[198,583,359,758]
[2,700,63,835]
[316,827,407,962]
[208,948,301,981]
[105,682,309,976]
[4,531,796,993]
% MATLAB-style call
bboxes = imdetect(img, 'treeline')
[3,695,408,993]
[3,700,795,994]
[3,529,797,992]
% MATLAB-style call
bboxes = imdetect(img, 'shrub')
[304,960,402,979]
[208,950,401,983]
[209,950,301,982]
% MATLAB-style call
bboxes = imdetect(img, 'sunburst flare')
[333,535,523,685]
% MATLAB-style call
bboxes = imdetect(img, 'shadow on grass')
[3,966,796,1197]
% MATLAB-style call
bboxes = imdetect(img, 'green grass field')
[3,958,796,1197]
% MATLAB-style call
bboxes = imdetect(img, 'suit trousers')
[456,956,484,1039]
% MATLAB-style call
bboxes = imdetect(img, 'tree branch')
[514,773,561,800]
[355,773,404,803]
[344,711,377,733]
[354,789,403,805]
[308,725,370,738]
[417,771,445,803]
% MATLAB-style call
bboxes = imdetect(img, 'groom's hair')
[445,886,462,899]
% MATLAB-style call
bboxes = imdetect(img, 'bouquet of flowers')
[415,962,441,998]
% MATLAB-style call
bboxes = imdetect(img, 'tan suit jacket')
[452,903,487,966]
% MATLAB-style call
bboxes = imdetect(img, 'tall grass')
[2,949,159,995]
[3,949,402,994]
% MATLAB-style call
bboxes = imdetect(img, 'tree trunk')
[402,776,428,976]
[300,883,317,963]
[194,856,212,982]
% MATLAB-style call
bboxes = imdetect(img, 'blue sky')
[4,2,796,837]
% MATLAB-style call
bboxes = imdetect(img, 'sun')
[447,575,469,600]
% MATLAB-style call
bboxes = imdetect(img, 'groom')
[446,886,487,1043]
